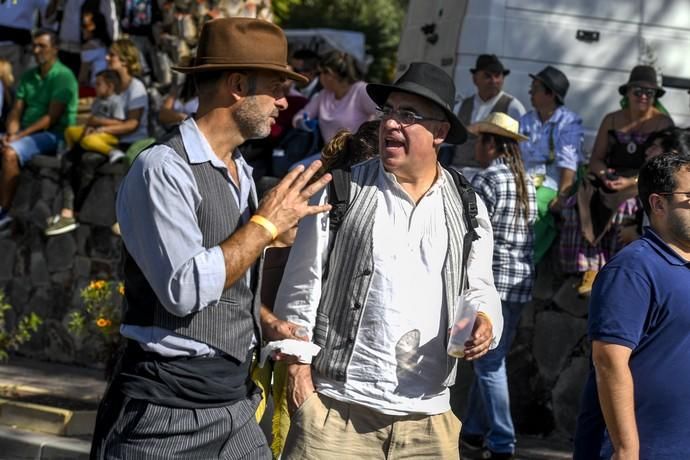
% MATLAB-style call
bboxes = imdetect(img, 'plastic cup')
[447,297,478,358]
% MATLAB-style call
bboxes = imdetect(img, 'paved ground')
[0,357,573,459]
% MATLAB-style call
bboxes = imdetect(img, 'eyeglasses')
[376,106,445,125]
[631,86,657,98]
[658,192,690,198]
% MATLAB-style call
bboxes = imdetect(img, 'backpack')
[325,165,480,292]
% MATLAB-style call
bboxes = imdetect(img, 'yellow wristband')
[250,215,278,240]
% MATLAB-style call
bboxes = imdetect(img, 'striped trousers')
[90,385,271,459]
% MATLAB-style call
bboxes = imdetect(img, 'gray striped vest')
[452,93,513,169]
[312,159,467,387]
[122,129,261,362]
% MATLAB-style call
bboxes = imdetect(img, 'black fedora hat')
[618,65,665,98]
[366,62,467,144]
[471,54,510,76]
[529,66,569,104]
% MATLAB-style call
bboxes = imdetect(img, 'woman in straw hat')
[559,65,673,296]
[460,112,536,460]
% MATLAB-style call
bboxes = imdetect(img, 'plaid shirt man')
[471,157,537,303]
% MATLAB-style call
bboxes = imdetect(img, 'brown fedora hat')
[171,17,308,84]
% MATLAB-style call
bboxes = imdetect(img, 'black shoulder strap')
[444,166,480,292]
[323,167,352,280]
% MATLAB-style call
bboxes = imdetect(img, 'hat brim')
[467,121,528,142]
[618,83,665,98]
[170,62,309,84]
[366,82,467,144]
[529,73,566,104]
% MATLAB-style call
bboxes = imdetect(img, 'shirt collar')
[379,160,447,198]
[475,91,504,107]
[644,227,690,267]
[179,117,248,172]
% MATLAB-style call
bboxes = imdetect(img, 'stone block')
[553,276,589,317]
[0,239,17,281]
[79,177,116,227]
[45,234,76,273]
[74,256,92,278]
[28,199,51,230]
[75,225,91,256]
[12,173,35,218]
[552,357,590,436]
[8,281,31,312]
[507,346,555,435]
[533,311,587,383]
[40,177,60,204]
[29,155,61,170]
[30,251,50,287]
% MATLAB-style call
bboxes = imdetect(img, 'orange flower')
[96,318,109,328]
[118,283,125,296]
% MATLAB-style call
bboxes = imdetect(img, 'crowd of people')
[1,4,690,460]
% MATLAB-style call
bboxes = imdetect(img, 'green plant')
[68,280,123,341]
[0,291,42,361]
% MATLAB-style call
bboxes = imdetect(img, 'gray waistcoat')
[312,159,467,387]
[452,93,514,169]
[122,130,261,362]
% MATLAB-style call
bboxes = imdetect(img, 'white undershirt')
[316,167,451,415]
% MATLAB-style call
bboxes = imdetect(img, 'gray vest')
[312,159,467,387]
[122,130,261,362]
[451,93,514,169]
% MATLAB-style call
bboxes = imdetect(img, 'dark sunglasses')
[631,86,657,98]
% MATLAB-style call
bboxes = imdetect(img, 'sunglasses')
[631,86,657,98]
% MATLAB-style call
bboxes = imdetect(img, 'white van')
[397,0,690,154]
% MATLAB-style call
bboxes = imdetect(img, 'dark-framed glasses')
[631,86,657,98]
[376,106,445,125]
[657,191,690,200]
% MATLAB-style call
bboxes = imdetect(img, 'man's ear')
[226,72,247,100]
[432,122,451,147]
[650,194,666,216]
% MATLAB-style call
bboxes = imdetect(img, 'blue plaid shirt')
[471,158,537,303]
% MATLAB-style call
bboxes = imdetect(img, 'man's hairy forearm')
[219,220,273,289]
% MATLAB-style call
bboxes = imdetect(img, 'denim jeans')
[463,300,525,454]
[6,131,59,166]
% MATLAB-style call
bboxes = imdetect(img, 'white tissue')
[259,340,321,367]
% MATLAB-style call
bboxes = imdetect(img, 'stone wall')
[0,154,125,367]
[1,158,592,439]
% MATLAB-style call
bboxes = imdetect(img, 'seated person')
[78,9,111,90]
[0,29,78,230]
[158,73,198,129]
[63,69,125,161]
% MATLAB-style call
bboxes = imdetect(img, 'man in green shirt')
[0,28,78,229]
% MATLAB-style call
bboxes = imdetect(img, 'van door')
[397,0,468,75]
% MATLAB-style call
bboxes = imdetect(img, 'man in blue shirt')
[574,152,690,460]
[519,66,583,263]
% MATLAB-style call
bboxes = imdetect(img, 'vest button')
[353,302,362,310]
[361,269,372,276]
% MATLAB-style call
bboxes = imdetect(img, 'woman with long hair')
[460,112,536,460]
[560,65,673,295]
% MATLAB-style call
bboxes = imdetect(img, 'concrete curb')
[0,398,96,437]
[0,426,90,460]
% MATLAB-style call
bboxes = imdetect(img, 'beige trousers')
[281,393,461,460]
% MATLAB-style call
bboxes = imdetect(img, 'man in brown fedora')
[451,54,526,173]
[90,18,332,459]
[274,62,502,459]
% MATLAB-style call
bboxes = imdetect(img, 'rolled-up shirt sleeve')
[273,190,329,339]
[555,117,583,172]
[463,196,504,348]
[116,146,226,317]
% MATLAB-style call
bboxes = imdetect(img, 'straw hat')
[171,17,307,84]
[468,112,528,142]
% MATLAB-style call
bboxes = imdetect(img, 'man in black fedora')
[275,61,502,459]
[90,17,333,459]
[518,65,584,264]
[451,54,526,173]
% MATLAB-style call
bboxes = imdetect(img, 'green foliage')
[0,291,42,361]
[67,280,123,343]
[273,0,407,83]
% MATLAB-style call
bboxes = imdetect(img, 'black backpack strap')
[323,167,351,280]
[444,166,480,292]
